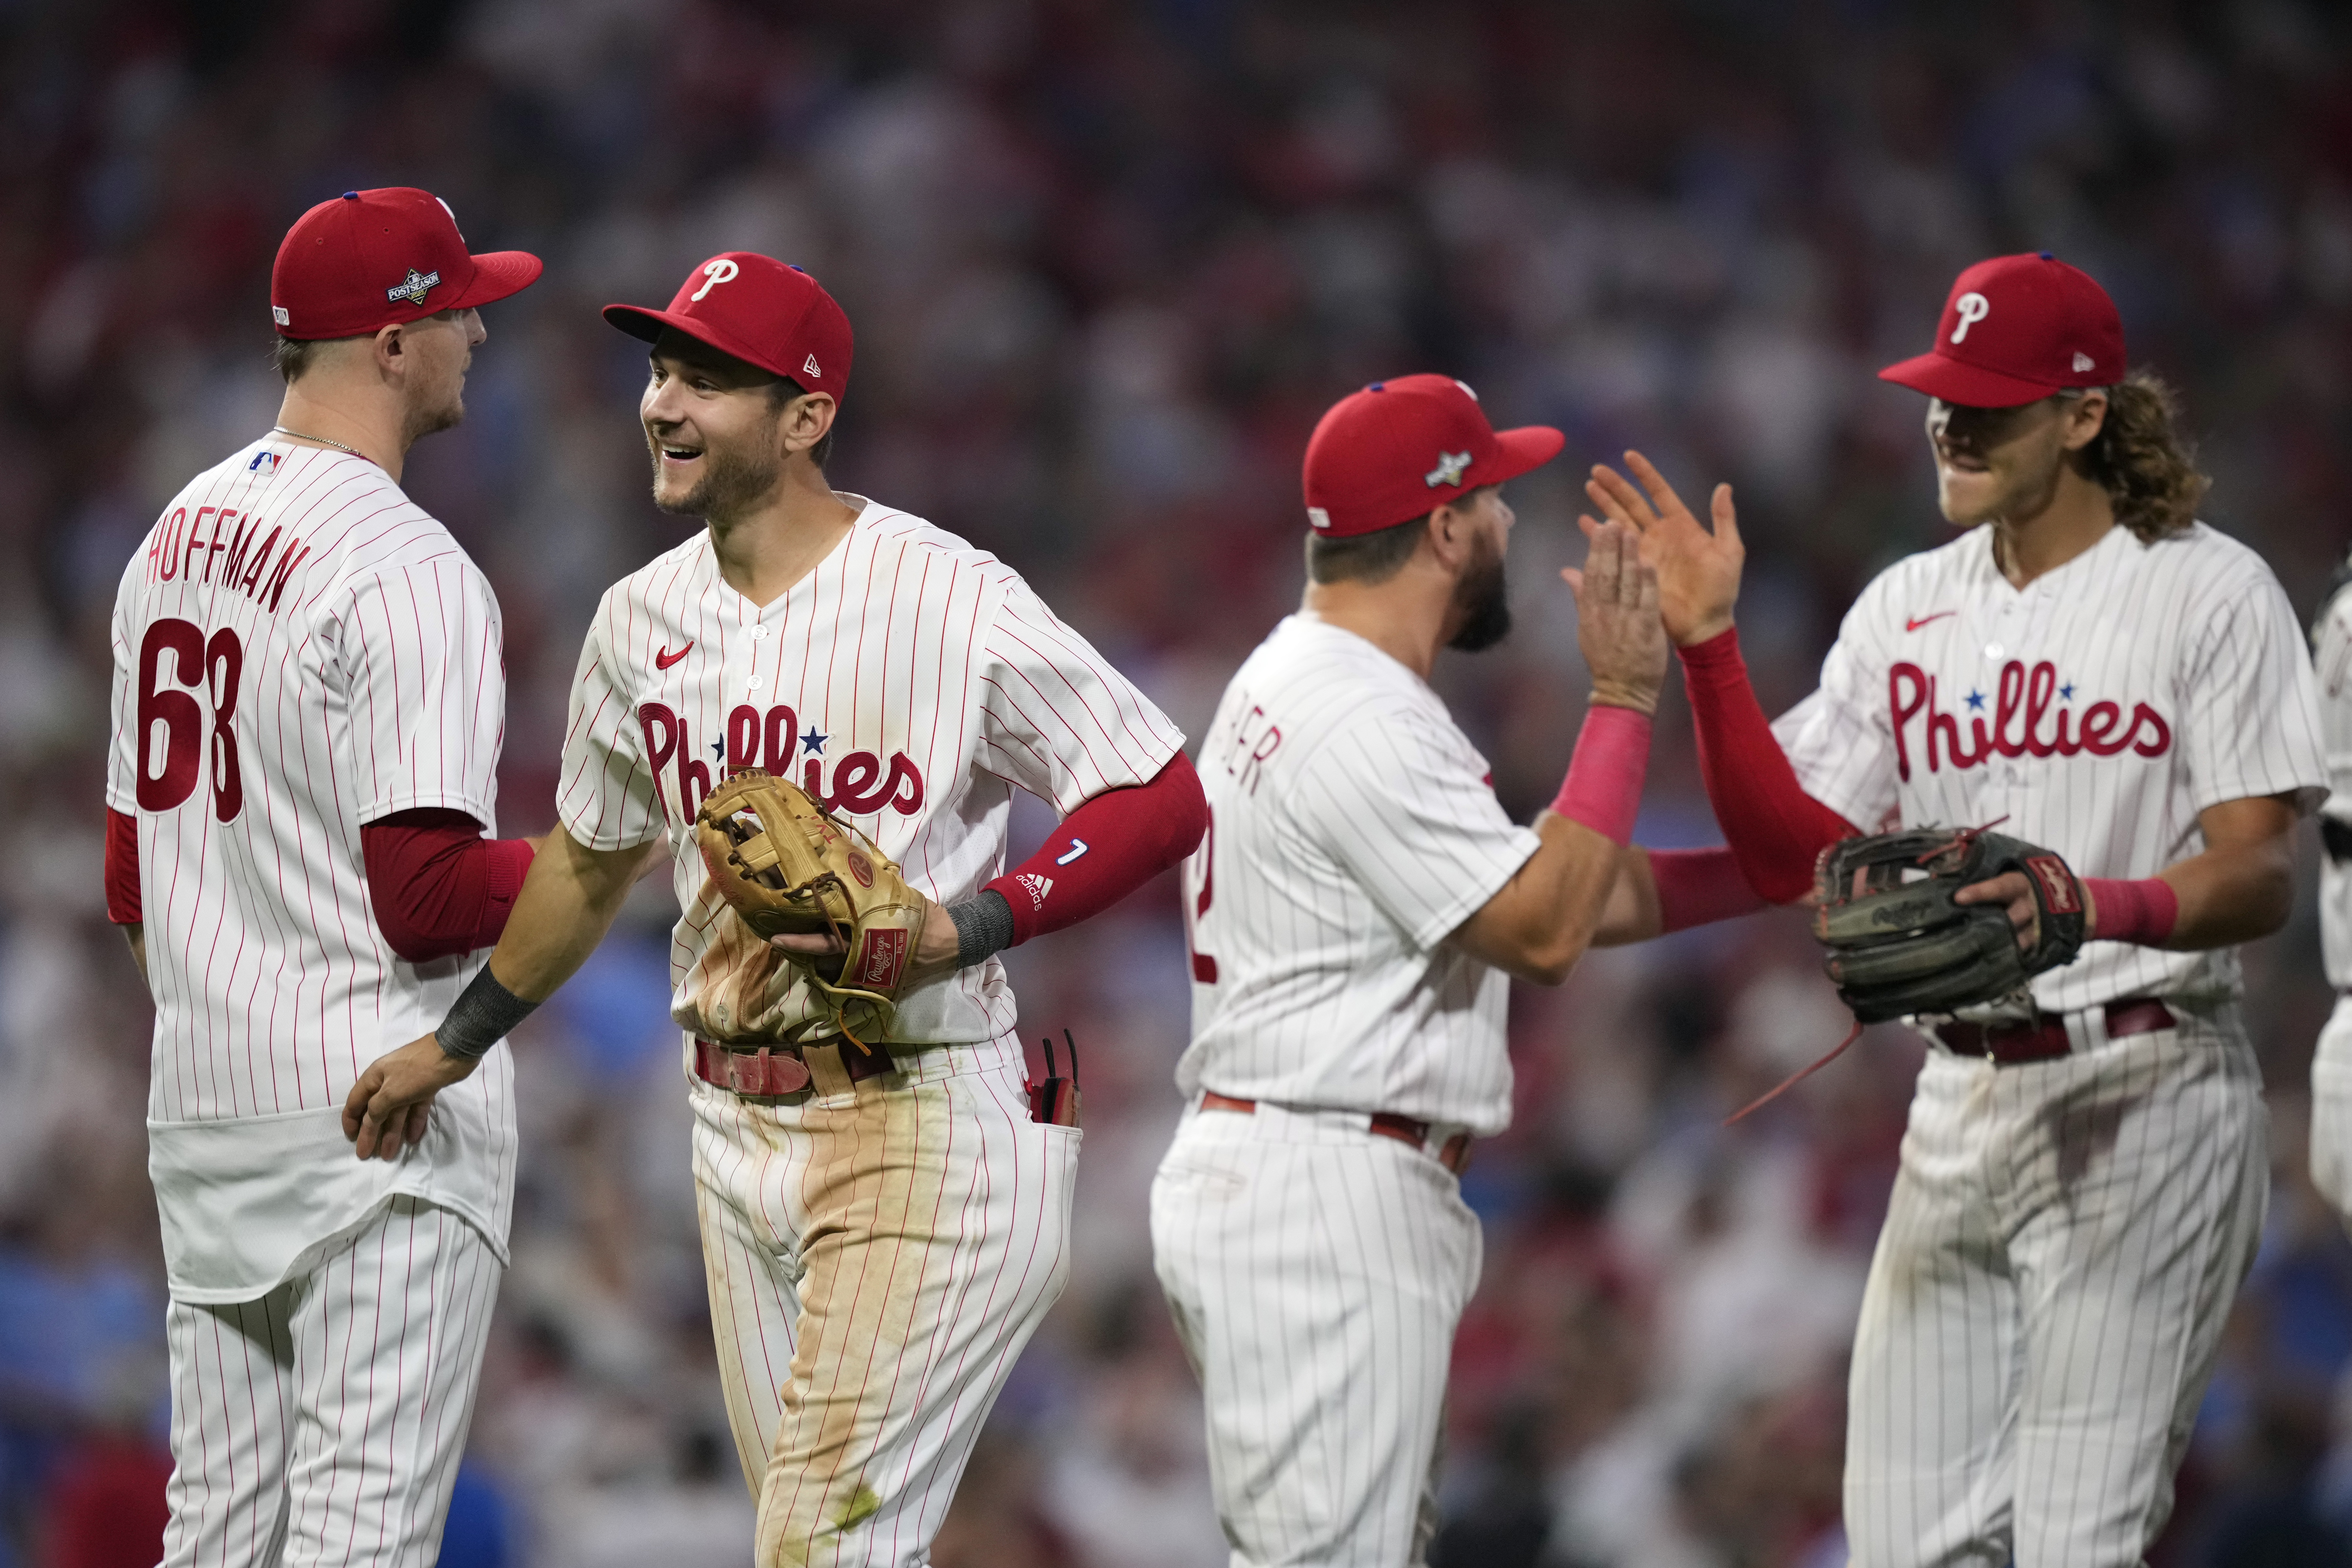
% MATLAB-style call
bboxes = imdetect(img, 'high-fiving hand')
[1582,451,1744,648]
[1562,518,1668,714]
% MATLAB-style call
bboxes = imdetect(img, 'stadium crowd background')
[3,0,2351,1563]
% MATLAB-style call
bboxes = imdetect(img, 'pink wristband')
[1551,705,1652,846]
[2081,877,2178,946]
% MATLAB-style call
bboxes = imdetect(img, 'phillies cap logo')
[1425,450,1472,488]
[690,258,739,302]
[386,267,442,307]
[1950,291,1990,343]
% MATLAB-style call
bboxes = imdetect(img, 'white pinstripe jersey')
[2310,581,2352,988]
[556,497,1186,1045]
[1177,616,1541,1135]
[106,438,517,1297]
[1775,520,2326,1014]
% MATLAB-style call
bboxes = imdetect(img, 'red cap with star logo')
[270,187,541,340]
[603,253,854,403]
[1878,252,2126,408]
[1301,374,1564,538]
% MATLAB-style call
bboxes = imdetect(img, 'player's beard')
[1446,532,1511,652]
[402,378,466,445]
[651,428,783,521]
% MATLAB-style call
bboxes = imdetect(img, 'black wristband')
[948,889,1017,969]
[437,964,539,1061]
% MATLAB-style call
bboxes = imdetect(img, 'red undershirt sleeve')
[985,752,1211,945]
[1677,627,1858,904]
[361,808,537,963]
[104,808,141,926]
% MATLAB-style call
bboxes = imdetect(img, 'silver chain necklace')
[270,425,373,464]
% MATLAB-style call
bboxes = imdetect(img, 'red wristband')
[1551,706,1652,846]
[2081,877,2178,946]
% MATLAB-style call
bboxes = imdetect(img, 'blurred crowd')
[3,0,2351,1563]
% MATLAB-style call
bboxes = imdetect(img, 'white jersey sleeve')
[1293,703,1540,950]
[974,579,1185,812]
[1774,587,1902,831]
[2314,582,2352,988]
[330,558,506,824]
[555,601,668,852]
[2175,568,2328,815]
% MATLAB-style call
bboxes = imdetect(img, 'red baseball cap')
[604,253,853,401]
[271,188,541,340]
[1878,252,2126,408]
[1302,374,1564,537]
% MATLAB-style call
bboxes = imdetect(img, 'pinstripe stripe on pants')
[690,1035,1078,1568]
[1150,1101,1482,1568]
[159,1195,502,1568]
[1844,1015,2267,1568]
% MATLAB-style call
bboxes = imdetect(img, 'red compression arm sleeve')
[361,809,537,963]
[105,808,141,925]
[1678,627,1857,904]
[1647,846,1768,932]
[986,752,1211,945]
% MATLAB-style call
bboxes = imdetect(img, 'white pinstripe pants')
[1149,1102,1482,1568]
[159,1195,503,1568]
[1845,1015,2267,1568]
[689,1034,1079,1568]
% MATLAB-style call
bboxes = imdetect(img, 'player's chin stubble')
[650,435,782,521]
[1447,537,1512,652]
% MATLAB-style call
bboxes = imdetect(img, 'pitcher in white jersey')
[1156,374,1773,1566]
[103,188,542,1567]
[2306,561,2352,1222]
[1592,253,2328,1567]
[345,252,1208,1566]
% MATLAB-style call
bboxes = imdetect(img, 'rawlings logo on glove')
[692,768,929,1046]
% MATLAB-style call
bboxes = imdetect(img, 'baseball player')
[1594,253,2327,1566]
[2307,562,2352,1221]
[345,252,1210,1566]
[103,188,542,1565]
[1152,375,1764,1567]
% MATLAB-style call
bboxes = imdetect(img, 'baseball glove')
[693,768,928,1047]
[1812,825,2088,1024]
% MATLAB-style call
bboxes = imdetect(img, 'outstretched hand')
[1561,519,1668,714]
[1583,451,1744,648]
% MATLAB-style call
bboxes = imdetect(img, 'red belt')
[1200,1090,1471,1174]
[1932,998,2174,1066]
[694,1037,893,1097]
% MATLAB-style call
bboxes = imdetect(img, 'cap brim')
[448,250,544,311]
[1486,424,1566,484]
[601,303,795,382]
[1877,352,2057,408]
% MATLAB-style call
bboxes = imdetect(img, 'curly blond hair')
[2077,370,2210,541]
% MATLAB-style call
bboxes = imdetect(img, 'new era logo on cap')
[1880,252,2126,408]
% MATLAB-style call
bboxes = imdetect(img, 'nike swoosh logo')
[655,642,693,670]
[1905,613,1956,632]
[1055,838,1090,866]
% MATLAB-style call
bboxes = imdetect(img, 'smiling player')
[1599,253,2327,1566]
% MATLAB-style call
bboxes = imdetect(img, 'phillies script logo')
[638,702,925,822]
[1889,659,2171,780]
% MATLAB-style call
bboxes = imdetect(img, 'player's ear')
[779,390,836,462]
[372,320,409,383]
[2059,389,2108,452]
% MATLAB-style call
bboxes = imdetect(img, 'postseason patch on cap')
[386,267,441,307]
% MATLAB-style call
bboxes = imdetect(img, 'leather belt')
[1931,997,2174,1066]
[694,1037,893,1097]
[1199,1090,1471,1174]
